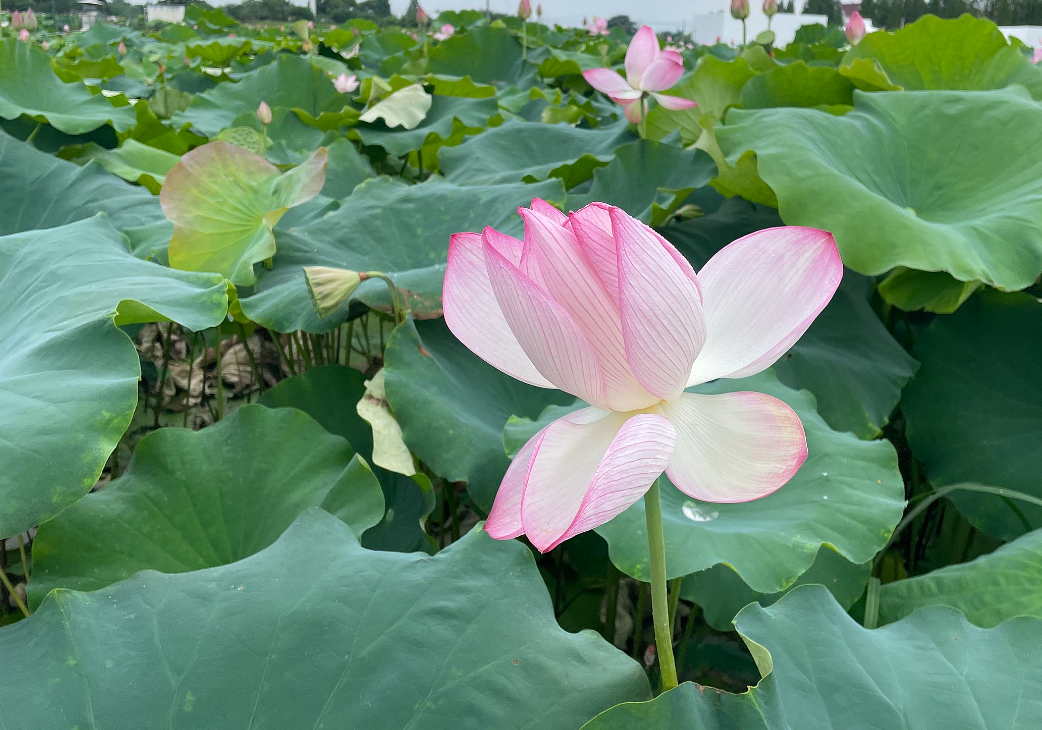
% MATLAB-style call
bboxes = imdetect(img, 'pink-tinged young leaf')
[639,57,685,92]
[483,239,609,409]
[687,227,842,386]
[484,424,545,539]
[163,141,327,286]
[625,25,659,88]
[443,232,554,388]
[652,92,698,110]
[520,207,657,412]
[662,391,807,502]
[611,207,706,400]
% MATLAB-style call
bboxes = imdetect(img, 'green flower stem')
[365,271,408,324]
[0,565,28,618]
[644,477,679,691]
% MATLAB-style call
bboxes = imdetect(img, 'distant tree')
[803,0,844,23]
[606,14,637,35]
[402,0,420,26]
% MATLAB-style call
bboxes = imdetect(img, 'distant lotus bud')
[333,72,358,93]
[18,29,29,41]
[416,5,428,26]
[118,41,127,54]
[41,40,48,49]
[730,0,749,20]
[183,56,191,65]
[63,23,70,31]
[307,20,314,29]
[763,0,778,17]
[845,11,866,44]
[23,8,36,31]
[11,10,23,30]
[304,266,366,318]
[518,0,531,19]
[536,3,542,19]
[256,101,272,125]
[1033,45,1042,64]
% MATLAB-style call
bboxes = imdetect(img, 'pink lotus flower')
[63,24,70,31]
[432,23,454,41]
[11,10,23,30]
[587,16,608,35]
[583,25,697,123]
[444,200,841,552]
[256,101,272,125]
[18,29,29,42]
[333,72,358,93]
[1032,38,1042,64]
[845,11,866,45]
[518,0,531,20]
[731,0,749,20]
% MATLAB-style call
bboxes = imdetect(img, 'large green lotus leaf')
[682,547,871,632]
[358,83,432,129]
[4,511,650,728]
[568,139,716,225]
[239,176,566,332]
[0,217,227,538]
[880,527,1042,628]
[72,138,182,193]
[582,585,1042,730]
[840,14,1037,95]
[383,318,575,511]
[163,141,327,286]
[185,37,261,66]
[717,89,1042,291]
[0,41,134,134]
[506,371,905,592]
[439,118,633,186]
[903,291,1042,540]
[172,54,357,137]
[739,62,854,109]
[28,405,383,607]
[352,93,498,157]
[0,128,162,235]
[685,53,757,119]
[665,208,918,438]
[877,266,982,314]
[429,26,527,84]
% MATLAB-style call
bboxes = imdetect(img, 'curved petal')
[520,207,656,411]
[652,92,698,110]
[483,238,608,408]
[583,67,636,97]
[530,197,568,226]
[639,57,685,93]
[662,391,807,502]
[485,425,545,539]
[444,232,553,388]
[569,203,619,305]
[625,25,659,87]
[611,207,706,401]
[659,49,683,65]
[687,227,842,386]
[520,409,674,552]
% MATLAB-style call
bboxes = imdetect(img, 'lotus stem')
[365,271,408,325]
[0,565,28,618]
[644,477,679,691]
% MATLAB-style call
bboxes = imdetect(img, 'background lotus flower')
[118,41,127,54]
[731,0,750,20]
[845,11,866,45]
[416,5,428,27]
[18,29,28,42]
[23,8,37,31]
[333,72,358,93]
[444,200,841,553]
[587,16,608,35]
[1033,38,1042,64]
[518,0,531,20]
[764,0,778,17]
[11,10,23,30]
[582,25,697,123]
[432,23,454,40]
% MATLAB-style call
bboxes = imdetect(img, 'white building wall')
[999,25,1042,47]
[145,4,186,23]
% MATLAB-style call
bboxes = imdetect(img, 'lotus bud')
[333,72,358,93]
[18,29,28,41]
[23,8,36,31]
[845,11,866,45]
[256,101,272,125]
[63,24,70,31]
[11,10,22,30]
[518,0,531,20]
[416,5,428,27]
[304,266,367,318]
[41,40,48,49]
[763,0,778,17]
[730,0,749,20]
[536,3,542,19]
[118,41,127,54]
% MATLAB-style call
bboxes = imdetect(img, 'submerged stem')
[644,478,679,691]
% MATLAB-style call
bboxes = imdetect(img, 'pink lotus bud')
[11,10,23,30]
[518,0,531,20]
[1033,43,1042,64]
[536,3,542,18]
[41,40,48,49]
[730,0,749,20]
[333,72,358,93]
[845,11,866,45]
[23,8,37,31]
[118,41,127,54]
[416,5,428,26]
[763,0,778,17]
[18,29,28,41]
[63,23,70,31]
[256,101,272,125]
[183,56,191,66]
[307,20,314,29]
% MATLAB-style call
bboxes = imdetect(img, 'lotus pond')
[1,7,1042,729]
